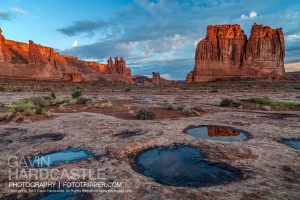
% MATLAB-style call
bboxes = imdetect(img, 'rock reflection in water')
[186,126,248,141]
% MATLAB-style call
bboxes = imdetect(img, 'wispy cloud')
[0,9,11,21]
[57,20,109,37]
[10,7,37,18]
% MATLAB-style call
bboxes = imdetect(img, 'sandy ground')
[0,90,300,200]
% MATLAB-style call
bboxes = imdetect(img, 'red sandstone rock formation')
[0,28,132,82]
[106,57,130,75]
[0,29,11,62]
[62,72,84,82]
[187,23,285,83]
[152,72,161,84]
[152,72,173,85]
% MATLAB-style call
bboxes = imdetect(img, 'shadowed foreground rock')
[187,23,285,83]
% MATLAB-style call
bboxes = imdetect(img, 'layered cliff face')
[187,24,285,83]
[0,29,132,82]
[0,29,11,62]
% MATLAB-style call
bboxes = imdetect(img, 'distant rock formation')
[0,28,132,83]
[132,72,173,85]
[187,23,285,83]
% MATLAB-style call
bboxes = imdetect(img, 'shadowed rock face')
[187,23,285,83]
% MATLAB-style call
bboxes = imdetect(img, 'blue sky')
[0,0,299,80]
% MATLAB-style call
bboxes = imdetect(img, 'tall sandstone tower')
[186,23,285,83]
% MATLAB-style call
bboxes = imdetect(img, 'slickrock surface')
[0,91,299,199]
[187,24,285,83]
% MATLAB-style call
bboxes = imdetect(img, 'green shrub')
[248,97,298,109]
[135,107,156,120]
[77,96,90,104]
[178,105,185,110]
[10,88,23,92]
[0,86,6,91]
[124,86,132,92]
[51,91,56,99]
[35,107,47,115]
[72,89,82,99]
[220,98,233,107]
[211,88,219,92]
[31,97,48,108]
[43,87,52,92]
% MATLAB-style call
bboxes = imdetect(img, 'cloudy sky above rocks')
[0,0,299,79]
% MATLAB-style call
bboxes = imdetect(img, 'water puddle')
[185,126,249,142]
[282,139,300,150]
[132,145,243,187]
[29,148,97,167]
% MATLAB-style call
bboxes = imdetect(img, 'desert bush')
[135,107,156,120]
[10,88,23,92]
[178,105,185,110]
[182,108,199,117]
[220,98,234,107]
[50,91,56,99]
[43,87,52,92]
[35,106,47,115]
[211,88,219,92]
[100,101,115,108]
[164,104,177,110]
[0,86,6,91]
[77,96,90,104]
[124,86,132,92]
[31,97,48,108]
[72,88,82,99]
[192,105,204,112]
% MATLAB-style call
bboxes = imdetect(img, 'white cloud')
[286,34,300,40]
[285,62,300,72]
[194,38,204,47]
[249,11,257,18]
[240,11,257,19]
[72,40,78,47]
[10,7,37,18]
[160,73,172,80]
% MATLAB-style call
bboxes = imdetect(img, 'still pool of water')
[133,145,243,187]
[29,148,95,167]
[282,139,300,150]
[185,126,249,142]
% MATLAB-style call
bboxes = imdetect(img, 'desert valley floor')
[0,80,299,200]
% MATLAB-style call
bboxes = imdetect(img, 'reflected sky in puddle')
[133,145,243,187]
[29,149,95,167]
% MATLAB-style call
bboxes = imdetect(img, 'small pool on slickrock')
[29,148,97,167]
[132,146,243,187]
[185,126,249,142]
[282,139,300,150]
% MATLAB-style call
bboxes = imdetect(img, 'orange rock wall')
[187,23,285,83]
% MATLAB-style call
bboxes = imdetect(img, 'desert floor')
[0,80,300,200]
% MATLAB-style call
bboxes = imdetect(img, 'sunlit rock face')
[0,29,132,82]
[187,23,285,83]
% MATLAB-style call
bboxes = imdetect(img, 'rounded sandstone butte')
[187,23,285,83]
